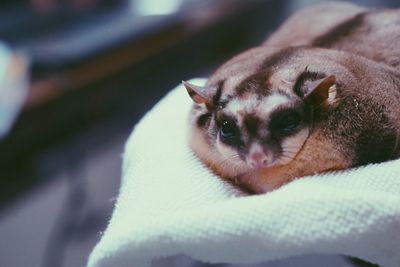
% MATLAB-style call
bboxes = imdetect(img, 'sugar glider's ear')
[183,81,218,108]
[304,75,337,106]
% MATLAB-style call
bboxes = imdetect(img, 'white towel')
[87,79,400,267]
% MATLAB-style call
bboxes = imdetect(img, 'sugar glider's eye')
[219,120,239,144]
[271,112,302,134]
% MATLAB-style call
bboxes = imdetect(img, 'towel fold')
[87,79,400,267]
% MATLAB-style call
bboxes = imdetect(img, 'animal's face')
[213,90,310,170]
[185,47,340,174]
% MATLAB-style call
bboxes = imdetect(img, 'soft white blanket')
[87,79,400,267]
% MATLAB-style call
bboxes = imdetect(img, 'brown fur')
[186,3,400,193]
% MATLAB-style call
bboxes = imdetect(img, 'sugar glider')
[184,2,400,193]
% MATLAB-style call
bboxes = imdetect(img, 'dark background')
[0,1,398,267]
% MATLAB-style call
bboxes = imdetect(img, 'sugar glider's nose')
[248,152,269,169]
[247,143,270,169]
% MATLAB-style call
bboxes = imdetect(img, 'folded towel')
[87,79,400,267]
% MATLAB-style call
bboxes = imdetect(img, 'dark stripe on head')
[243,114,261,137]
[210,80,225,110]
[235,47,299,97]
[259,46,300,70]
[217,95,234,110]
[312,13,366,47]
[236,72,270,97]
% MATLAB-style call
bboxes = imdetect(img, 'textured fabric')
[87,79,400,267]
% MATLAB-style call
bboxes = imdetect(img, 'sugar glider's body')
[184,3,400,193]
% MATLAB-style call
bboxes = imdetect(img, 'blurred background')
[0,1,398,267]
